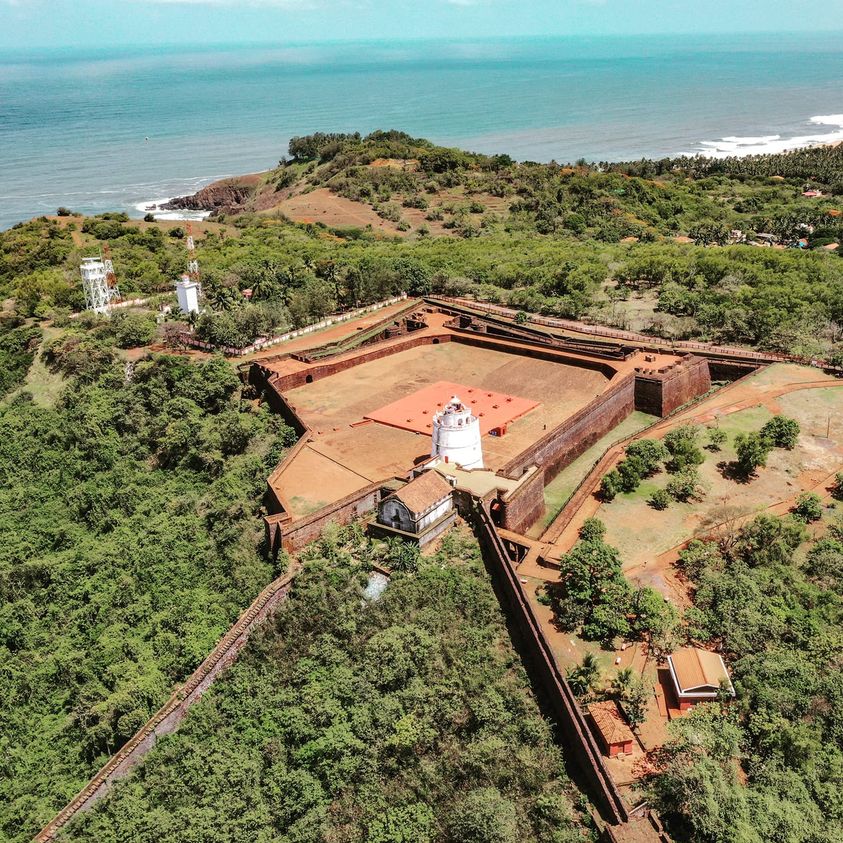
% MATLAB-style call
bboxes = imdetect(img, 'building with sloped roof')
[372,470,456,547]
[587,700,635,757]
[667,647,734,711]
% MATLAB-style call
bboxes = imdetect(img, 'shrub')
[707,427,728,451]
[650,489,671,510]
[666,467,704,502]
[833,472,843,500]
[761,415,800,449]
[792,492,823,523]
[600,471,620,501]
[112,312,156,349]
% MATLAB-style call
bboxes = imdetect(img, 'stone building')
[373,470,456,547]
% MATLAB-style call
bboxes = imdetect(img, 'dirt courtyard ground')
[276,341,611,517]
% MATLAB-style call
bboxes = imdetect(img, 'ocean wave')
[691,114,843,158]
[134,197,212,222]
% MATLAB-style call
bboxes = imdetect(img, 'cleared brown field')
[276,341,610,517]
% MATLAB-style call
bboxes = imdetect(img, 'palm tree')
[567,652,601,697]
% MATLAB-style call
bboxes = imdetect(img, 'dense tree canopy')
[60,529,592,843]
[0,351,294,841]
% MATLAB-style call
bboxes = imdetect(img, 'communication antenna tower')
[80,247,121,315]
[186,223,200,282]
[102,244,121,303]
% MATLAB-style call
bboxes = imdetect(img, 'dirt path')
[516,374,843,582]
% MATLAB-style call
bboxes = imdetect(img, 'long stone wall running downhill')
[34,569,299,842]
[467,502,629,826]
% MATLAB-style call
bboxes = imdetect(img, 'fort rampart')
[501,374,637,482]
[634,355,712,416]
[468,501,629,826]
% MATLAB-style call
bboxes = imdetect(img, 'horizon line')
[4,29,843,54]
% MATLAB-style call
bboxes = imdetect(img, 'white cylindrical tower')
[431,395,484,470]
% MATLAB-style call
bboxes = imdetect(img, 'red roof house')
[587,700,635,757]
[667,647,734,712]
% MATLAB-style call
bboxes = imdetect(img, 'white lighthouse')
[431,395,484,470]
[175,275,201,314]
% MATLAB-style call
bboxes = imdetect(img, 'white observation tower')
[431,395,484,469]
[80,256,120,315]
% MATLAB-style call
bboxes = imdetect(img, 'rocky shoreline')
[162,174,262,217]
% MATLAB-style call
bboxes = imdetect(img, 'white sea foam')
[691,114,843,158]
[134,198,212,222]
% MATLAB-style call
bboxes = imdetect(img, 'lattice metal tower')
[175,223,202,314]
[80,252,120,315]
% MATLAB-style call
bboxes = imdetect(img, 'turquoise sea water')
[1,33,842,230]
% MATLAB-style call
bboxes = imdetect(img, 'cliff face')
[162,176,260,216]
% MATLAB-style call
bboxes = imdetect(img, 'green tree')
[734,514,806,568]
[578,517,607,542]
[792,491,823,523]
[600,470,620,501]
[626,438,668,475]
[611,667,649,727]
[760,415,800,449]
[733,431,772,477]
[448,788,518,843]
[554,538,631,642]
[663,425,705,473]
[567,652,601,697]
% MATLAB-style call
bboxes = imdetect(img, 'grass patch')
[532,410,657,536]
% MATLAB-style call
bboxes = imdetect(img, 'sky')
[1,0,842,50]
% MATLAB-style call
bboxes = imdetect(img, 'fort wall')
[501,374,637,483]
[267,483,385,555]
[496,466,546,534]
[35,569,298,842]
[634,355,712,416]
[467,501,629,826]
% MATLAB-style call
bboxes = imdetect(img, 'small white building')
[175,275,201,315]
[431,395,484,470]
[374,471,456,547]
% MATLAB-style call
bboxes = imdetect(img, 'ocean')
[1,33,842,230]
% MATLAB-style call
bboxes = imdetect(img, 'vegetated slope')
[0,318,42,398]
[649,513,843,843]
[5,209,843,359]
[61,528,593,843]
[0,352,295,842]
[167,130,843,244]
